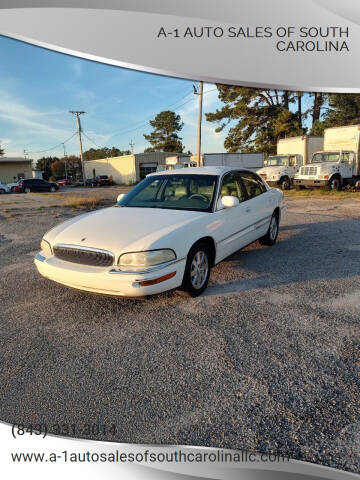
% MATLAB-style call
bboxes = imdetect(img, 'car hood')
[45,206,207,256]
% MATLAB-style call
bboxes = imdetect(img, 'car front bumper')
[34,252,186,297]
[293,179,328,187]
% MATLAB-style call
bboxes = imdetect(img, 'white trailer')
[294,125,360,190]
[156,154,196,172]
[191,153,264,170]
[257,136,323,190]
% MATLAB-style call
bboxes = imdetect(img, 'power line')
[82,131,101,148]
[108,89,194,139]
[26,131,77,155]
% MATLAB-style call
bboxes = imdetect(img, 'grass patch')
[62,196,102,209]
[284,188,360,199]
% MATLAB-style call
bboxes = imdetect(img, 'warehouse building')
[84,152,171,184]
[0,157,33,183]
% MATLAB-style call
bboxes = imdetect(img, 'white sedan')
[0,181,10,194]
[35,167,285,297]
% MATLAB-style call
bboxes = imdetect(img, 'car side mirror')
[221,195,240,208]
[117,193,125,203]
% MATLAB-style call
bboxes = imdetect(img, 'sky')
[0,35,227,161]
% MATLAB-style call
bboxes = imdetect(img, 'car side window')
[240,172,266,199]
[220,172,246,202]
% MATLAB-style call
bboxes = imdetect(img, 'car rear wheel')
[50,186,56,192]
[259,212,279,246]
[180,243,211,297]
[24,187,31,193]
[0,189,5,194]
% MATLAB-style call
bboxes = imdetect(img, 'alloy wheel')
[269,216,278,241]
[190,251,209,289]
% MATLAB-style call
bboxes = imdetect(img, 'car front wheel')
[181,243,211,297]
[259,212,279,246]
[280,177,291,190]
[0,189,5,194]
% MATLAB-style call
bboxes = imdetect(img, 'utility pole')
[62,142,68,180]
[129,140,135,154]
[69,111,86,185]
[23,149,28,160]
[193,81,203,166]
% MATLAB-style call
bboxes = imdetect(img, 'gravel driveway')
[0,192,359,473]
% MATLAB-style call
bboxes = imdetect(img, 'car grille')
[301,166,317,176]
[53,245,114,267]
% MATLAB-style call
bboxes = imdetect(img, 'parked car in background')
[86,175,114,187]
[19,178,59,193]
[0,181,10,194]
[57,179,72,186]
[7,180,21,192]
[35,167,285,298]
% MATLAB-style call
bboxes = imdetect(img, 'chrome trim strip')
[109,257,186,275]
[218,215,272,244]
[35,252,46,262]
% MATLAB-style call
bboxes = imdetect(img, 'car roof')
[147,166,256,177]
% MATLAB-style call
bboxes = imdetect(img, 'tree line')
[205,89,360,155]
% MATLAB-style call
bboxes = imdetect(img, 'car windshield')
[117,174,218,212]
[312,152,340,163]
[266,156,289,166]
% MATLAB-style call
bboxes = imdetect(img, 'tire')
[24,187,31,193]
[355,180,360,190]
[328,176,342,191]
[180,242,211,297]
[0,189,5,195]
[259,212,279,246]
[50,186,56,192]
[280,177,291,190]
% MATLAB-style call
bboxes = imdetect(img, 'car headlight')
[40,238,52,255]
[118,249,176,271]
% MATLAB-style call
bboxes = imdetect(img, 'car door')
[339,151,354,179]
[239,171,273,240]
[29,179,39,191]
[213,171,257,263]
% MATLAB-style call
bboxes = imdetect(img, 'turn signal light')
[323,175,329,179]
[139,271,176,287]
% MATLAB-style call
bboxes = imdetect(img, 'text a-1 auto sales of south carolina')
[157,26,350,52]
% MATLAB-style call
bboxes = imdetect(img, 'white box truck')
[257,136,323,190]
[191,153,264,170]
[294,125,360,190]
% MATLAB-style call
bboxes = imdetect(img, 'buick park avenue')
[35,167,284,297]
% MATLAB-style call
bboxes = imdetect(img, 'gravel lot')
[0,189,360,473]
